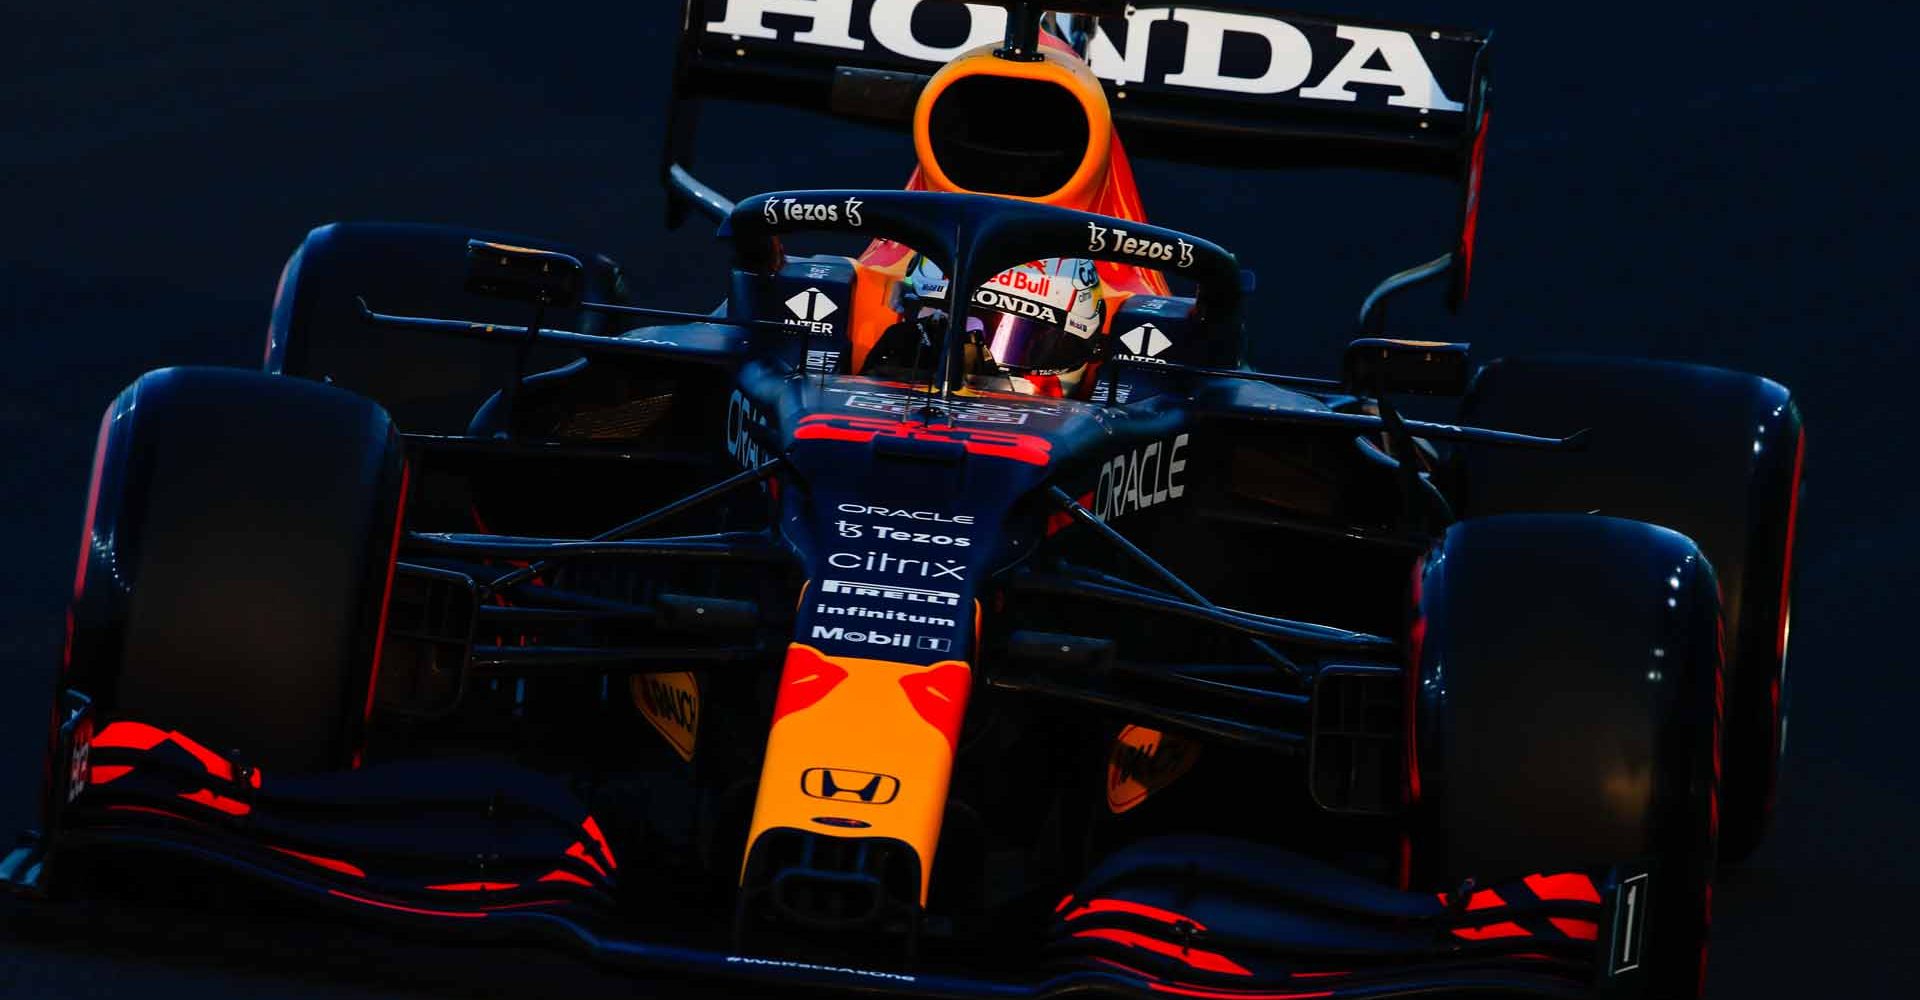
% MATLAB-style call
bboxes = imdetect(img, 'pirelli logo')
[800,767,901,805]
[820,579,962,607]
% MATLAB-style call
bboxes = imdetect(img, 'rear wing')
[666,0,1492,310]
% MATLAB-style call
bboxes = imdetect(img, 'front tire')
[65,367,407,771]
[1412,514,1722,998]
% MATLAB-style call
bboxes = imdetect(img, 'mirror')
[464,240,584,308]
[1343,338,1471,395]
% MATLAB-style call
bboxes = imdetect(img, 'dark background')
[3,1,1914,995]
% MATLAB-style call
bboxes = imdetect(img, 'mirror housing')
[1344,338,1472,396]
[465,240,584,307]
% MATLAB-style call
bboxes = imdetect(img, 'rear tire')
[1413,514,1721,999]
[65,367,407,771]
[1458,356,1800,863]
[264,221,627,435]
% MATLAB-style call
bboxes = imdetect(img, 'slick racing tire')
[1411,514,1722,999]
[264,221,627,435]
[64,367,407,772]
[1456,356,1801,864]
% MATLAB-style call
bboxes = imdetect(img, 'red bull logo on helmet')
[985,268,1057,303]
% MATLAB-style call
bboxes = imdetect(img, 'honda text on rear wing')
[665,0,1492,312]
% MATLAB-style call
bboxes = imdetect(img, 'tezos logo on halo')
[762,195,864,227]
[1088,223,1195,269]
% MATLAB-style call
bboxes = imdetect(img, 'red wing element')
[1145,986,1332,1000]
[327,889,487,920]
[92,721,167,752]
[1071,928,1252,977]
[268,846,367,879]
[1063,897,1208,932]
[1465,888,1505,911]
[1451,921,1530,941]
[565,841,609,880]
[1522,871,1602,904]
[178,788,250,816]
[95,720,236,782]
[1549,917,1599,941]
[581,815,618,871]
[1451,110,1489,308]
[796,414,1052,466]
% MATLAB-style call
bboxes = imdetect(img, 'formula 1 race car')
[3,3,1805,999]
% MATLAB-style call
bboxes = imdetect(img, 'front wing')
[1,700,1650,1000]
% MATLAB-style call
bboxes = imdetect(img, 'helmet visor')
[970,309,1097,375]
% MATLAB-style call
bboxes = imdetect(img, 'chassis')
[5,5,1804,999]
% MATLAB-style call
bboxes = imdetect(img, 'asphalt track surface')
[3,2,1916,996]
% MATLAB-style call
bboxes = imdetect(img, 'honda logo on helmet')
[971,287,1061,324]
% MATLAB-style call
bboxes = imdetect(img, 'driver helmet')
[902,254,1107,398]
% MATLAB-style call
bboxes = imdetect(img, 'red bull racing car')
[3,3,1805,998]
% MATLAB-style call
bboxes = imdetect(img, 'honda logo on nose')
[800,767,901,805]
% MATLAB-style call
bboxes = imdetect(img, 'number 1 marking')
[1611,872,1649,975]
[1620,885,1638,964]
